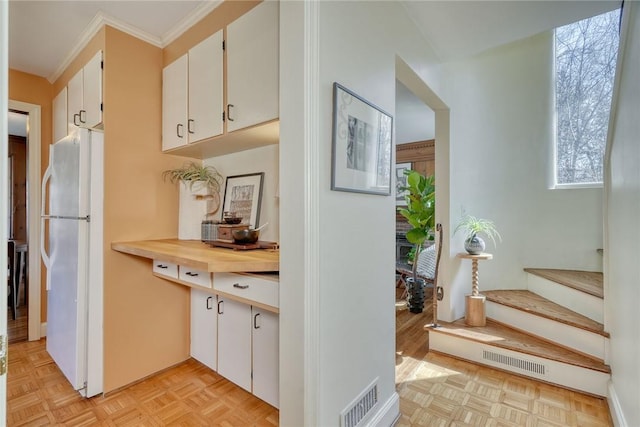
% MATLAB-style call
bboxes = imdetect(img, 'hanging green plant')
[163,162,224,216]
[162,162,223,192]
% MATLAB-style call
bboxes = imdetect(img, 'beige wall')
[102,26,189,392]
[8,68,52,320]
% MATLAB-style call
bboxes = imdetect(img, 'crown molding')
[47,1,223,84]
[161,0,224,46]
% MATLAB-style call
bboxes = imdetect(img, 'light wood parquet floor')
[6,287,611,426]
[395,287,612,426]
[7,339,278,426]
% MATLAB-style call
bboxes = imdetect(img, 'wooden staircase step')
[484,289,608,338]
[524,268,603,298]
[427,319,610,374]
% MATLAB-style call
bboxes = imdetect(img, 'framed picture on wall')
[331,82,393,195]
[222,173,265,229]
[395,162,412,205]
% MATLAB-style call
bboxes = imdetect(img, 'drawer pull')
[156,264,168,269]
[217,300,224,314]
[254,313,261,329]
[206,296,213,310]
[233,283,249,289]
[185,272,199,277]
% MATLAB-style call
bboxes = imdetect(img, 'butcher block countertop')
[111,239,279,272]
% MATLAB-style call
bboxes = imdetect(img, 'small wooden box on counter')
[216,224,249,243]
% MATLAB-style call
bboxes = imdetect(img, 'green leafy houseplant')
[398,170,436,283]
[454,213,501,254]
[163,162,224,216]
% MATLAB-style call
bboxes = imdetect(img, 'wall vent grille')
[340,379,379,427]
[483,350,546,375]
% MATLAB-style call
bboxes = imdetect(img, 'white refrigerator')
[40,128,103,397]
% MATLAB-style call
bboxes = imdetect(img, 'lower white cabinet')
[217,298,252,392]
[190,289,217,371]
[252,307,279,408]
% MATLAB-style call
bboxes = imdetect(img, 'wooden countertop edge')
[111,239,279,273]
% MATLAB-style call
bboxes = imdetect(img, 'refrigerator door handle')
[41,158,53,289]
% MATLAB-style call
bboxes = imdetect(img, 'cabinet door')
[162,54,188,151]
[252,308,279,408]
[217,298,251,392]
[226,1,279,132]
[188,30,223,143]
[67,69,83,131]
[82,50,103,129]
[190,289,217,371]
[53,87,68,142]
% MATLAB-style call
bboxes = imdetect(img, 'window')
[555,8,621,186]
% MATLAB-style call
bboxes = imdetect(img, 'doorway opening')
[7,110,28,342]
[8,100,42,343]
[394,56,451,387]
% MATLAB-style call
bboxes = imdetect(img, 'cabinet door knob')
[176,123,184,138]
[217,300,224,314]
[79,109,87,123]
[253,312,261,329]
[73,113,80,126]
[187,119,195,134]
[206,296,213,310]
[227,104,235,122]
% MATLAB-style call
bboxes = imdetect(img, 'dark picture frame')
[331,82,393,195]
[222,172,265,229]
[395,162,412,206]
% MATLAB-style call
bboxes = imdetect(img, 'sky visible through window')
[555,8,620,185]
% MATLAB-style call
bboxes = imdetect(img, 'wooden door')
[162,54,188,151]
[217,298,251,391]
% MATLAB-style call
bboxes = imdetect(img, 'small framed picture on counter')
[222,172,264,229]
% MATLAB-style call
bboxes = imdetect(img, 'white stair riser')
[486,302,606,361]
[429,331,609,396]
[527,274,603,323]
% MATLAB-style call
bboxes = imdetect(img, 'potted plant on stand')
[454,213,501,254]
[163,162,223,240]
[398,170,435,313]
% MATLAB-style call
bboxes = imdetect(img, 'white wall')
[203,144,279,242]
[279,1,441,425]
[440,32,603,320]
[396,80,435,143]
[605,3,640,426]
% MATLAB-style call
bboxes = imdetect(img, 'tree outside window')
[555,8,620,185]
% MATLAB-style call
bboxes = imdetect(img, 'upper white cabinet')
[226,0,279,133]
[162,31,224,151]
[68,50,103,132]
[53,87,67,143]
[161,2,279,158]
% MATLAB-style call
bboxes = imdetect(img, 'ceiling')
[7,0,621,135]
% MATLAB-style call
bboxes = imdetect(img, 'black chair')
[7,240,16,320]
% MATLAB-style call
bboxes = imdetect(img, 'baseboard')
[40,322,47,337]
[608,381,628,427]
[366,391,399,427]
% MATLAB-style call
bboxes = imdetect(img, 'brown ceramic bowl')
[222,217,243,224]
[232,228,260,244]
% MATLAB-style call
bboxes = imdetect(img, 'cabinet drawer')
[214,273,278,308]
[152,260,178,279]
[179,266,212,289]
